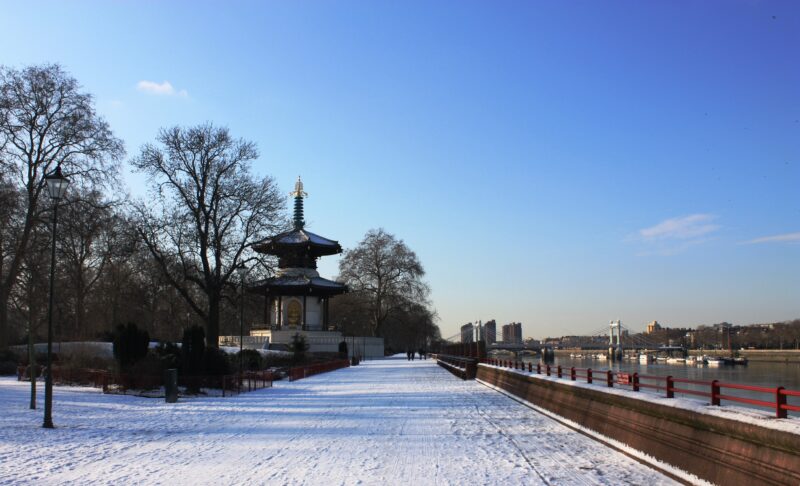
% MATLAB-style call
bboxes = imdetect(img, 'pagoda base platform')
[219,329,384,358]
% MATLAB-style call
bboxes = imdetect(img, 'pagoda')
[246,177,348,347]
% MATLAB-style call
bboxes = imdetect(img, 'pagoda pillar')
[264,293,272,328]
[278,296,283,330]
[302,295,307,330]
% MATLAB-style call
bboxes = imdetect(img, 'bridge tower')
[609,320,624,361]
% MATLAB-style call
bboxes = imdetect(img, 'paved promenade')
[0,357,679,485]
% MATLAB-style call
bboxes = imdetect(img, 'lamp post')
[43,165,69,429]
[236,264,247,386]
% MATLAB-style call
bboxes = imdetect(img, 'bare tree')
[0,64,123,348]
[132,124,284,347]
[338,228,429,337]
[380,299,440,353]
[58,191,118,339]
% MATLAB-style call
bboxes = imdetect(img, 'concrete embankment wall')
[477,364,800,486]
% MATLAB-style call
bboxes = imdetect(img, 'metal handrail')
[481,358,799,418]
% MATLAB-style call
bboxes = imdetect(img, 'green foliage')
[0,348,17,375]
[237,349,263,371]
[112,322,150,369]
[154,342,181,371]
[288,333,309,363]
[262,354,295,369]
[203,347,231,376]
[126,353,164,382]
[181,326,206,375]
[58,351,113,372]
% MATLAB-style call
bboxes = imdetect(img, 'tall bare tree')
[58,191,118,339]
[379,299,440,353]
[338,228,429,337]
[132,124,284,347]
[0,64,123,348]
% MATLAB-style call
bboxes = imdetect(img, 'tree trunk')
[28,318,36,409]
[0,291,9,349]
[207,296,220,349]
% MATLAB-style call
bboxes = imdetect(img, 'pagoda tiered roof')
[247,274,347,297]
[246,176,347,298]
[252,228,342,256]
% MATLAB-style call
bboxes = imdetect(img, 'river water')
[510,354,800,414]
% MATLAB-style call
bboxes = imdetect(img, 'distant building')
[502,322,522,344]
[461,323,474,343]
[714,322,733,332]
[484,320,497,344]
[646,320,662,334]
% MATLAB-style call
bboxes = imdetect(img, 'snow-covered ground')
[0,357,682,485]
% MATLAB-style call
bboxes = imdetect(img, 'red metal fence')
[288,359,350,381]
[17,366,274,397]
[482,358,800,419]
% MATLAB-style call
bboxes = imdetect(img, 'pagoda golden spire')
[290,175,307,198]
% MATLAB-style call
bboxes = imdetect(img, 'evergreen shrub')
[237,349,263,371]
[112,322,150,369]
[288,333,309,363]
[204,347,231,376]
[181,326,205,376]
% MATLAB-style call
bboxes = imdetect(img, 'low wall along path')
[477,362,800,486]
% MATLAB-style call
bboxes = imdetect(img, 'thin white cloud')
[136,80,188,98]
[635,238,712,257]
[743,232,800,244]
[639,214,720,241]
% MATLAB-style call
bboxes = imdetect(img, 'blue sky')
[2,1,798,339]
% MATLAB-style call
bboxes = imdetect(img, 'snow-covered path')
[0,357,679,485]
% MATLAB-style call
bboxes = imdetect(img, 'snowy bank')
[0,358,679,485]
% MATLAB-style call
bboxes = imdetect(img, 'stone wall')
[477,364,800,486]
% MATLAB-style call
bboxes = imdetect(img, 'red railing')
[481,358,800,418]
[19,367,274,397]
[238,370,276,392]
[288,359,350,381]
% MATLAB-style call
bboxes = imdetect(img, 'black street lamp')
[236,264,247,387]
[43,165,69,429]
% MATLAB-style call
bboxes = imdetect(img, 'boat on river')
[686,356,705,365]
[706,356,733,366]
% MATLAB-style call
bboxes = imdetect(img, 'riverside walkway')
[0,357,681,485]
